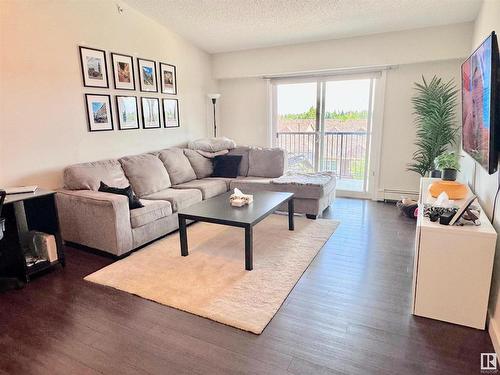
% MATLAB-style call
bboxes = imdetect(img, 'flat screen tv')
[461,31,499,174]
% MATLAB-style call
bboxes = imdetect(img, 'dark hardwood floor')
[0,198,494,374]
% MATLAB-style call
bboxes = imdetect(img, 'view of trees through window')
[279,106,368,132]
[276,79,371,191]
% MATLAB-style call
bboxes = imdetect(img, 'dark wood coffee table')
[177,191,294,270]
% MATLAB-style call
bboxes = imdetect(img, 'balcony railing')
[276,131,367,180]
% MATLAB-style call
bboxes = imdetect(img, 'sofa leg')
[306,214,317,220]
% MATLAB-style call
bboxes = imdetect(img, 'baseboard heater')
[380,189,419,202]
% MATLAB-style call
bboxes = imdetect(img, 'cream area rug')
[85,215,339,334]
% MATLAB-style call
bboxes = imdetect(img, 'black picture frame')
[162,98,180,128]
[116,96,140,130]
[85,94,114,132]
[111,52,136,91]
[159,62,177,95]
[137,58,158,92]
[141,97,161,129]
[79,46,109,88]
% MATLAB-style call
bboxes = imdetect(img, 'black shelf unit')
[0,190,65,284]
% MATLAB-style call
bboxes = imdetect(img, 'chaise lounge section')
[56,146,336,256]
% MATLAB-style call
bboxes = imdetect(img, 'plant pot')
[430,170,442,178]
[429,180,467,199]
[441,168,457,181]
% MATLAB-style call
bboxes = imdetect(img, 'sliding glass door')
[321,79,372,192]
[273,75,375,196]
[276,82,319,172]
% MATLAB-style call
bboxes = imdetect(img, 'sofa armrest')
[55,190,133,256]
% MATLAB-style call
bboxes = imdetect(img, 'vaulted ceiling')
[124,0,482,53]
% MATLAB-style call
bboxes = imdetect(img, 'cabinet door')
[0,204,25,280]
[414,229,495,329]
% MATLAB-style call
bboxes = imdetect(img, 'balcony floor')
[336,178,364,192]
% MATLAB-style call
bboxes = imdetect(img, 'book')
[33,232,58,262]
[4,186,38,195]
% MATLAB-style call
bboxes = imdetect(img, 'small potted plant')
[435,152,461,181]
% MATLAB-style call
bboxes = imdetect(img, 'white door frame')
[367,70,387,201]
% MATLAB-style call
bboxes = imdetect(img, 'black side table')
[0,189,65,284]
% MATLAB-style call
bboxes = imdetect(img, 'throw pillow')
[196,149,229,158]
[212,155,243,178]
[98,181,144,210]
[227,147,250,176]
[184,149,213,179]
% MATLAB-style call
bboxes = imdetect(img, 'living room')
[1,0,500,374]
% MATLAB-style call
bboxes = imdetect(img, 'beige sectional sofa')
[56,146,335,256]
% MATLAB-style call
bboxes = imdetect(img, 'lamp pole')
[212,98,217,137]
[207,93,221,138]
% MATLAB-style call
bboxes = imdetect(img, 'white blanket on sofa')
[188,137,236,152]
[271,172,335,186]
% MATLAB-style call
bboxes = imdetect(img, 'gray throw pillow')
[63,159,130,191]
[119,153,171,197]
[228,146,250,176]
[184,149,213,179]
[158,148,197,185]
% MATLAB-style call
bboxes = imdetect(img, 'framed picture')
[159,62,177,95]
[141,97,161,129]
[111,53,135,90]
[449,195,478,226]
[79,46,108,88]
[116,96,139,130]
[137,58,158,92]
[85,94,113,132]
[162,98,180,128]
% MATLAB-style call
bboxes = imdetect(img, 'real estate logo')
[481,353,498,373]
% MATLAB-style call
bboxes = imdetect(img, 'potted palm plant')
[435,152,461,181]
[407,76,458,177]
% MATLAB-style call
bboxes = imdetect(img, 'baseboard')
[375,189,419,202]
[488,310,500,362]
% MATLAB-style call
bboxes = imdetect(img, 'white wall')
[213,23,472,79]
[459,0,500,357]
[0,0,217,189]
[380,60,462,195]
[214,24,470,196]
[218,78,269,146]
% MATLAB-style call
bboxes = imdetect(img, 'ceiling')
[124,0,482,54]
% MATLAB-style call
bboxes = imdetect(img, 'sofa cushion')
[63,159,130,191]
[142,188,202,212]
[183,149,213,179]
[158,148,197,185]
[229,177,273,195]
[227,147,250,176]
[230,176,336,200]
[202,177,235,190]
[172,179,228,199]
[248,148,286,178]
[119,153,171,197]
[130,199,172,228]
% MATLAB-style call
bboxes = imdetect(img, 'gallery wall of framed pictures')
[79,45,180,132]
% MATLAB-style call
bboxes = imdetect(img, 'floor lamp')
[207,93,221,137]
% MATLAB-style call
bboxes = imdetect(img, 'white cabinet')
[412,178,497,329]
